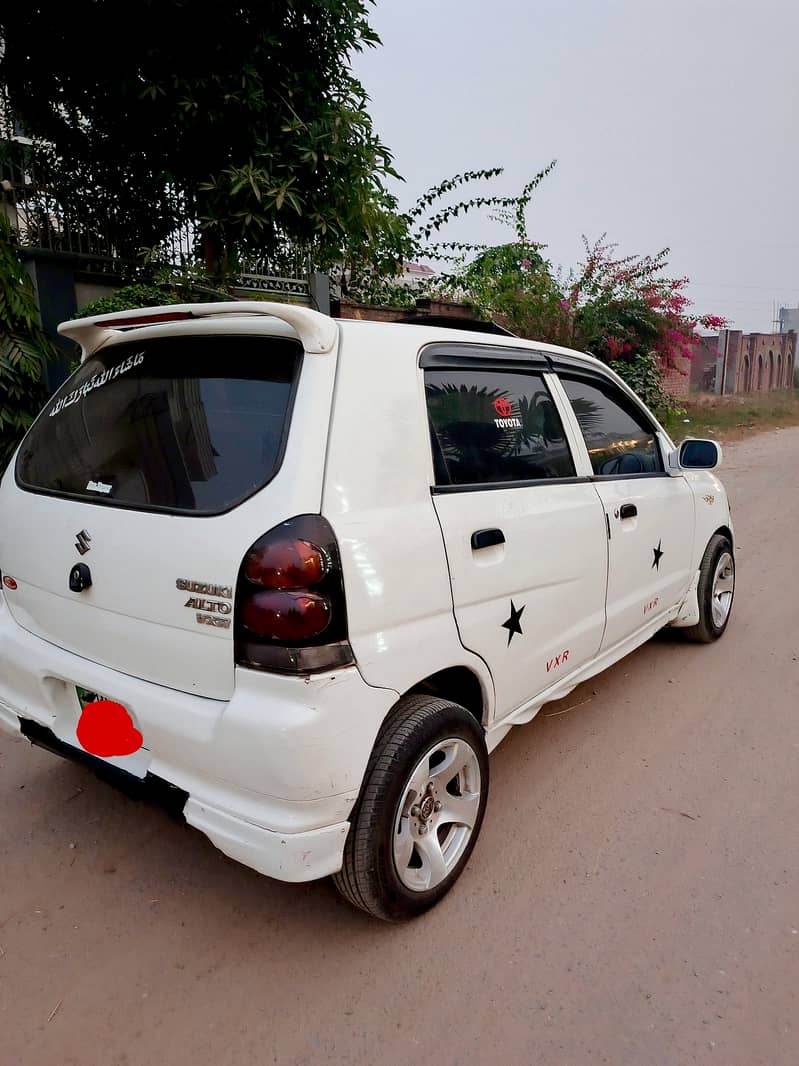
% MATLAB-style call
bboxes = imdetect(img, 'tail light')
[234,515,354,674]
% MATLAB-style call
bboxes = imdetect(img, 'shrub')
[0,215,53,466]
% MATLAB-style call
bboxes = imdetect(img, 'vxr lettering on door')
[546,649,570,673]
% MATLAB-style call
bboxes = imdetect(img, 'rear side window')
[17,335,301,514]
[560,375,663,476]
[425,368,575,486]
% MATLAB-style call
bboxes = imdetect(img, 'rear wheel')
[334,695,488,921]
[683,534,735,643]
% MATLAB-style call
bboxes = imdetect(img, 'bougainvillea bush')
[565,236,726,368]
[560,237,726,414]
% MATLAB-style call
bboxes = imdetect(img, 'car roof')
[336,318,606,372]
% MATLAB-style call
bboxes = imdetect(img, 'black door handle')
[619,503,638,520]
[471,528,505,550]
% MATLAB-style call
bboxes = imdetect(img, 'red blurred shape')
[76,700,143,757]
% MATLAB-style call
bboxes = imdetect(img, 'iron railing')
[0,152,312,301]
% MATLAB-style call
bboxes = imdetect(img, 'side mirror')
[671,438,722,471]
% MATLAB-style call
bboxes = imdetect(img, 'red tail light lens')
[244,539,328,589]
[234,515,353,675]
[242,591,331,641]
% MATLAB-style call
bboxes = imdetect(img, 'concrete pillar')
[309,272,330,316]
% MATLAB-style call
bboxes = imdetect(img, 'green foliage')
[0,2,399,271]
[454,242,570,343]
[76,284,186,319]
[0,215,52,466]
[75,257,232,318]
[608,352,684,418]
[340,161,558,306]
[571,297,661,363]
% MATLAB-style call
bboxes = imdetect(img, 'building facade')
[692,330,796,394]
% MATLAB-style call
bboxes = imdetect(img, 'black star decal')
[501,600,525,646]
[652,540,664,570]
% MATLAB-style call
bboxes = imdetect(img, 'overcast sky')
[353,0,799,333]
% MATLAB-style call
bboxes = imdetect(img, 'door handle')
[471,528,505,550]
[619,503,638,520]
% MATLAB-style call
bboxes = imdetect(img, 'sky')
[353,0,799,333]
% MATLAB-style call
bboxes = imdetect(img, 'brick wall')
[661,356,692,398]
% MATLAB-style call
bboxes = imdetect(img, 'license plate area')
[49,684,152,779]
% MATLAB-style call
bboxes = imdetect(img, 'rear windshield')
[16,334,301,515]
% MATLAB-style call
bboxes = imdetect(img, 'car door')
[423,345,608,721]
[554,369,695,652]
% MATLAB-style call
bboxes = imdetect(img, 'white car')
[0,302,735,920]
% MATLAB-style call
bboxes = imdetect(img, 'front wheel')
[334,695,489,921]
[683,534,735,643]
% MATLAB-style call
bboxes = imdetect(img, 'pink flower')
[560,299,571,310]
[606,337,625,359]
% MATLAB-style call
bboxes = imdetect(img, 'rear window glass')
[16,335,301,514]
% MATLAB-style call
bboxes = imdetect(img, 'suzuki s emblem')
[75,529,92,555]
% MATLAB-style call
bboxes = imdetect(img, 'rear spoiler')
[58,301,339,360]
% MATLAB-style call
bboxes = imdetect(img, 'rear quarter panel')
[322,323,495,719]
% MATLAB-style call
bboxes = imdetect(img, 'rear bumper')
[0,601,398,882]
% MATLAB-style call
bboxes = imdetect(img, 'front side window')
[425,368,575,486]
[17,335,301,514]
[560,375,663,476]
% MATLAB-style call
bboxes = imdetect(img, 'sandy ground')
[1,428,798,1066]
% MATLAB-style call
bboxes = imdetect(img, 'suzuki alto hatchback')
[0,302,735,920]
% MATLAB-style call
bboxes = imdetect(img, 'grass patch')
[662,390,799,443]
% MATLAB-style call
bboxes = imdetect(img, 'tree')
[339,161,558,307]
[0,1,399,271]
[0,214,52,465]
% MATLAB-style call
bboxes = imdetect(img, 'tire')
[333,695,489,922]
[682,534,735,643]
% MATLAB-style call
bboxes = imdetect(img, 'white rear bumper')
[0,600,397,882]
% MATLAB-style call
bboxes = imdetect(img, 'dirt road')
[2,428,798,1066]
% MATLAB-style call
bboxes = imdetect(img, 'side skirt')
[484,606,680,753]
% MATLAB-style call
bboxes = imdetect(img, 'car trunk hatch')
[0,332,314,701]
